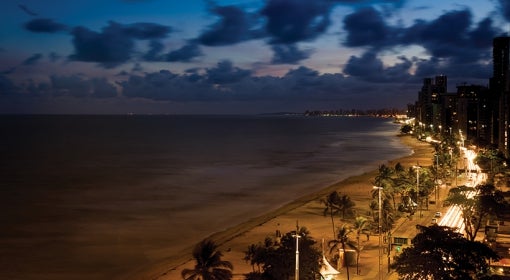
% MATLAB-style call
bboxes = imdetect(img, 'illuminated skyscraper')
[492,37,510,156]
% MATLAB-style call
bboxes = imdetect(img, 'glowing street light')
[292,221,302,280]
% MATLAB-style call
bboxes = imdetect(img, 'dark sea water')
[0,115,411,280]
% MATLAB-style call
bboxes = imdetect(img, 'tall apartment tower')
[493,37,510,156]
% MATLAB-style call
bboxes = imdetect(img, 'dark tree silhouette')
[244,227,321,280]
[321,191,356,236]
[391,225,499,280]
[181,239,233,280]
[321,191,342,238]
[445,184,508,241]
[329,224,356,280]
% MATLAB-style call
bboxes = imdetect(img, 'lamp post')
[387,231,392,273]
[434,154,439,203]
[373,186,383,280]
[292,221,301,280]
[413,165,421,217]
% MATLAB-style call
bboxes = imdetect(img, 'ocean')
[0,115,411,280]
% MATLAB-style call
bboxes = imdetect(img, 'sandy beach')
[129,134,435,280]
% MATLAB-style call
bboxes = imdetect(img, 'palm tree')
[352,216,368,274]
[181,239,233,280]
[329,224,355,280]
[338,194,356,219]
[321,191,342,238]
[374,164,397,209]
[381,198,395,232]
[374,164,394,189]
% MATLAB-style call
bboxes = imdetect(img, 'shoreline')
[128,134,434,280]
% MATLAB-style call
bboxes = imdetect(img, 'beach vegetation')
[370,187,395,233]
[400,124,412,134]
[320,191,356,238]
[445,183,508,241]
[328,224,356,280]
[181,239,233,280]
[391,224,499,280]
[321,191,342,238]
[243,226,321,280]
[374,164,397,208]
[352,216,369,275]
[337,194,356,219]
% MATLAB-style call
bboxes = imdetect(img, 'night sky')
[0,0,508,114]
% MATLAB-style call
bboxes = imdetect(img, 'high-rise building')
[456,84,491,145]
[415,76,447,134]
[492,37,510,156]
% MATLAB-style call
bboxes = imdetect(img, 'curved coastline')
[129,134,434,280]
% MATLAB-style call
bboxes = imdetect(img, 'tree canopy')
[391,225,499,280]
[182,239,233,280]
[244,226,321,280]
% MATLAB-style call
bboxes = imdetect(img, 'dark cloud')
[198,5,261,46]
[344,51,413,82]
[414,56,491,82]
[24,18,68,33]
[22,53,43,65]
[49,52,61,62]
[142,40,203,62]
[132,63,143,72]
[403,10,499,64]
[69,24,134,68]
[166,42,202,62]
[468,18,499,50]
[0,75,18,95]
[206,60,252,84]
[120,70,211,101]
[143,40,165,61]
[18,4,38,16]
[498,0,510,22]
[50,75,118,98]
[343,7,393,47]
[50,75,92,97]
[271,44,312,64]
[91,78,118,98]
[403,10,472,57]
[69,21,171,68]
[341,6,499,83]
[344,51,383,80]
[113,63,415,111]
[332,0,406,7]
[124,22,172,39]
[283,66,321,89]
[261,0,333,44]
[343,7,499,58]
[0,67,16,75]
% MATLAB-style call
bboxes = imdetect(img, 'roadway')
[437,147,485,232]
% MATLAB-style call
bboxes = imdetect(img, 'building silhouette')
[492,37,510,157]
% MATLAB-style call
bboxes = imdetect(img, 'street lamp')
[434,154,439,203]
[413,165,421,217]
[373,186,383,280]
[292,221,302,280]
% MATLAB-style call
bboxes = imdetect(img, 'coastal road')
[436,148,485,233]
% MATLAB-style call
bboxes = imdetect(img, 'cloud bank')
[1,0,507,114]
